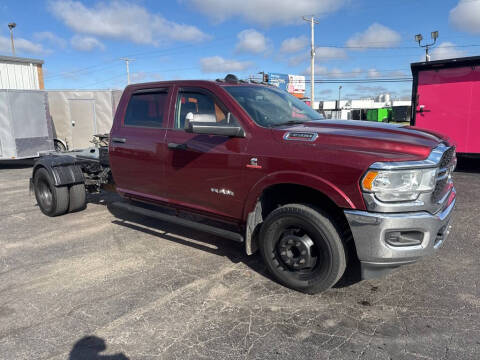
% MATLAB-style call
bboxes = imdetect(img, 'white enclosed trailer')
[0,90,53,160]
[47,90,122,150]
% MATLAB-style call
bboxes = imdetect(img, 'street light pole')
[303,16,319,108]
[338,85,342,104]
[8,23,16,56]
[120,58,135,85]
[415,31,439,62]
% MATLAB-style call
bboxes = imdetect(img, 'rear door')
[163,86,249,220]
[109,87,171,198]
[68,98,96,149]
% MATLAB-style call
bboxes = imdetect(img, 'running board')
[111,201,244,243]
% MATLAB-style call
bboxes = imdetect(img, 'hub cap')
[277,229,317,270]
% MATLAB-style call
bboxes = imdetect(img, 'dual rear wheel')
[33,168,86,217]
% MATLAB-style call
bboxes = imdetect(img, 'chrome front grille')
[432,146,456,203]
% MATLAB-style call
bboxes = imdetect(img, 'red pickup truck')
[31,75,457,293]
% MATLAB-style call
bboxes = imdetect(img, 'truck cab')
[32,75,457,293]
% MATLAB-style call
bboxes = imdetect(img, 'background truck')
[30,75,457,293]
[411,55,480,155]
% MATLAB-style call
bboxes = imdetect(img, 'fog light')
[385,231,423,247]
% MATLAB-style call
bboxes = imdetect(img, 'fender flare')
[242,171,356,255]
[32,155,85,187]
[242,171,355,221]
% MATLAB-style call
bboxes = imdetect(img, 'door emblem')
[246,157,262,169]
[211,188,235,196]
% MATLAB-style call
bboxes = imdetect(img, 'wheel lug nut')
[299,259,305,264]
[301,250,306,255]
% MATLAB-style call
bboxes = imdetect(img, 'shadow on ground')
[105,200,362,291]
[69,336,129,360]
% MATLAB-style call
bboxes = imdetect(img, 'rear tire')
[68,183,86,213]
[259,204,346,294]
[33,168,69,217]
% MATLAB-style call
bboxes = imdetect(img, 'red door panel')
[162,87,249,220]
[109,89,171,198]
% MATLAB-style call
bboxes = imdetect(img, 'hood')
[272,120,448,161]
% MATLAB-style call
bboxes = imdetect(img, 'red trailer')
[411,56,480,155]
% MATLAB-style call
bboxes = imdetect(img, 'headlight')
[361,168,437,202]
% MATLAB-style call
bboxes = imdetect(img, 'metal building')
[0,55,45,90]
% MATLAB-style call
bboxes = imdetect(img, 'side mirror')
[184,112,245,137]
[184,112,194,130]
[188,123,245,137]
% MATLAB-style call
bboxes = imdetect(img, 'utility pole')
[120,58,135,84]
[415,31,439,62]
[8,23,16,56]
[338,85,342,106]
[303,16,319,108]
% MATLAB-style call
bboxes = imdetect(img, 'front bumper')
[344,189,456,280]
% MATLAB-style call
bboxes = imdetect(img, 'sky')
[1,0,480,100]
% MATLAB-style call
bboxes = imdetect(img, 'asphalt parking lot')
[0,159,479,360]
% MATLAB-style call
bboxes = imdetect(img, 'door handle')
[168,142,187,150]
[112,137,126,144]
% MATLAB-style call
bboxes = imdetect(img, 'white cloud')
[287,46,346,66]
[0,35,46,55]
[288,53,308,66]
[235,29,270,54]
[386,70,407,77]
[200,56,253,73]
[280,35,308,53]
[450,0,480,33]
[346,23,401,50]
[131,72,162,83]
[183,0,347,25]
[429,42,467,61]
[34,31,67,48]
[315,47,347,61]
[305,66,364,78]
[367,68,381,78]
[49,0,210,45]
[355,85,388,94]
[70,35,105,52]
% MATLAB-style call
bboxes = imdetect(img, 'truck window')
[174,90,235,129]
[124,91,168,128]
[224,85,323,127]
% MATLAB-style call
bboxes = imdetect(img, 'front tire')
[33,168,69,217]
[259,204,346,294]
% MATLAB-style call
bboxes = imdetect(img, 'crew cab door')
[109,87,171,198]
[163,86,249,220]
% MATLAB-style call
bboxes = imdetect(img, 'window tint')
[175,91,235,129]
[124,91,167,128]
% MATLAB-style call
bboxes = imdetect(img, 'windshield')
[224,85,324,127]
